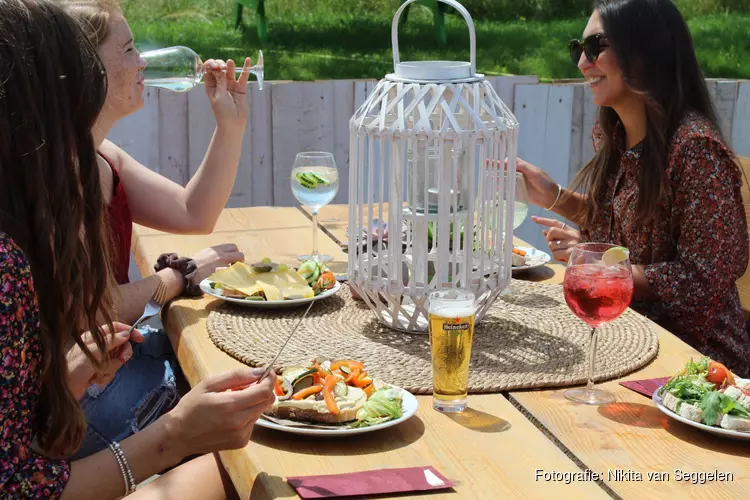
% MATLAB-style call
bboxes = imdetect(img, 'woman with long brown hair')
[60,0,254,458]
[521,0,750,376]
[0,1,274,497]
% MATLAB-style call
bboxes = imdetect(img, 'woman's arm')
[107,245,244,325]
[642,137,749,307]
[102,58,252,235]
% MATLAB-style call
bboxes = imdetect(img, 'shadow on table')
[249,472,292,499]
[442,407,511,433]
[598,402,750,458]
[362,317,584,377]
[251,415,426,457]
[513,265,558,282]
[597,402,669,429]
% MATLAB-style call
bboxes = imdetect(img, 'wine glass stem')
[311,209,320,260]
[586,327,598,392]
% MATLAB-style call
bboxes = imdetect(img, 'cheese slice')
[208,263,314,301]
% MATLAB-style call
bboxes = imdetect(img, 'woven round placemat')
[207,280,658,394]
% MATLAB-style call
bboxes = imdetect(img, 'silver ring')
[554,240,561,246]
[561,222,567,230]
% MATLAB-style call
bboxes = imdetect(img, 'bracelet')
[109,441,136,495]
[154,253,202,296]
[546,183,562,211]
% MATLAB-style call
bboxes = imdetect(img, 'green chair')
[235,0,268,43]
[399,0,448,46]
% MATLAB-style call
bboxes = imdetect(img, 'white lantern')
[348,0,519,333]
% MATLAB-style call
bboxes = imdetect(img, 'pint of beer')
[428,288,475,413]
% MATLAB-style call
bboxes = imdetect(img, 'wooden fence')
[109,77,750,250]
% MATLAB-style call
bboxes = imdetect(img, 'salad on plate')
[659,357,750,432]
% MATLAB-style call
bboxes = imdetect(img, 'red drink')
[564,264,633,328]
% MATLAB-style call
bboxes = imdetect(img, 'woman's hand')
[192,243,245,283]
[516,158,560,209]
[202,57,252,132]
[532,216,581,263]
[67,322,145,399]
[165,368,277,457]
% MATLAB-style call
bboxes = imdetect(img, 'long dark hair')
[572,0,721,227]
[0,0,114,457]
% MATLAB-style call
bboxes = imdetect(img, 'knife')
[256,300,314,383]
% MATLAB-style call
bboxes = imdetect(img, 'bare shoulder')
[100,139,142,174]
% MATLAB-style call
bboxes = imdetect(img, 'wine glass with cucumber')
[291,152,339,263]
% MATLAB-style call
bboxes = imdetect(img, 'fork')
[127,280,169,336]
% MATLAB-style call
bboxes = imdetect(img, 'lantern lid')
[390,0,480,84]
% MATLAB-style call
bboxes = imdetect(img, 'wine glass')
[291,152,339,263]
[140,46,264,92]
[563,243,634,405]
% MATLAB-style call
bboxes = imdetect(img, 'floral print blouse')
[582,113,750,377]
[1,233,70,498]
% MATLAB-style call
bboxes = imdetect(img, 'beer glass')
[428,288,476,412]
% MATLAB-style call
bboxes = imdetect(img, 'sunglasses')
[568,33,609,65]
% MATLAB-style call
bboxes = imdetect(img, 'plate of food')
[652,357,750,440]
[200,258,340,308]
[256,359,418,436]
[511,246,551,273]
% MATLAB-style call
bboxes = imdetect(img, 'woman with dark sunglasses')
[520,0,750,377]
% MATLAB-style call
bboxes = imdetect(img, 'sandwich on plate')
[660,357,750,432]
[207,258,336,301]
[265,359,404,428]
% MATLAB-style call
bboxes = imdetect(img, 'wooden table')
[133,206,750,499]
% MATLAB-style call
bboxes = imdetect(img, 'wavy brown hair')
[0,0,115,457]
[572,0,721,228]
[62,0,121,47]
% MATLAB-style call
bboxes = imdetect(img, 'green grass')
[122,0,750,81]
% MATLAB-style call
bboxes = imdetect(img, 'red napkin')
[619,377,670,397]
[286,466,454,499]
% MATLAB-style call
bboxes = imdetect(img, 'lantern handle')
[392,0,476,76]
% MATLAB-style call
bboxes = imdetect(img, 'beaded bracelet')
[546,183,563,211]
[154,253,202,296]
[109,441,136,495]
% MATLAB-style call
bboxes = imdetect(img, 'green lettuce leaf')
[663,375,713,404]
[349,388,403,428]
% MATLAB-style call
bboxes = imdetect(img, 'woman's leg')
[131,453,239,500]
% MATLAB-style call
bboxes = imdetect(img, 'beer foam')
[429,306,475,319]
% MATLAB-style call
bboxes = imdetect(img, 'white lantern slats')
[348,0,519,333]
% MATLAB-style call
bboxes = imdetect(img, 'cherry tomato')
[707,361,735,387]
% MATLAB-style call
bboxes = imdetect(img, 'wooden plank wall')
[108,78,750,247]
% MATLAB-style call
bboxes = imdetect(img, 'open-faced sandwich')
[660,357,750,432]
[266,359,404,428]
[207,258,336,301]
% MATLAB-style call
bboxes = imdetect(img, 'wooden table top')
[133,206,750,499]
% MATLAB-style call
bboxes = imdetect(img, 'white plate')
[652,385,750,441]
[511,246,551,274]
[256,387,418,436]
[199,279,341,308]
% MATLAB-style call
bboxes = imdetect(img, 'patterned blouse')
[1,233,70,497]
[582,113,750,377]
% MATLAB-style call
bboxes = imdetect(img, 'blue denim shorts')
[73,326,182,459]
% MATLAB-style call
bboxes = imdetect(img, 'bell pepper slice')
[323,375,340,415]
[274,378,285,396]
[345,368,361,384]
[330,360,365,371]
[362,383,375,397]
[313,361,328,377]
[352,371,373,388]
[291,385,322,400]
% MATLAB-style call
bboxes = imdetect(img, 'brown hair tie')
[154,253,202,297]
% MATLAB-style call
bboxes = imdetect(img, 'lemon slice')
[602,246,630,266]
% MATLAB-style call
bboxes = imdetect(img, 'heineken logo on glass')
[443,323,469,331]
